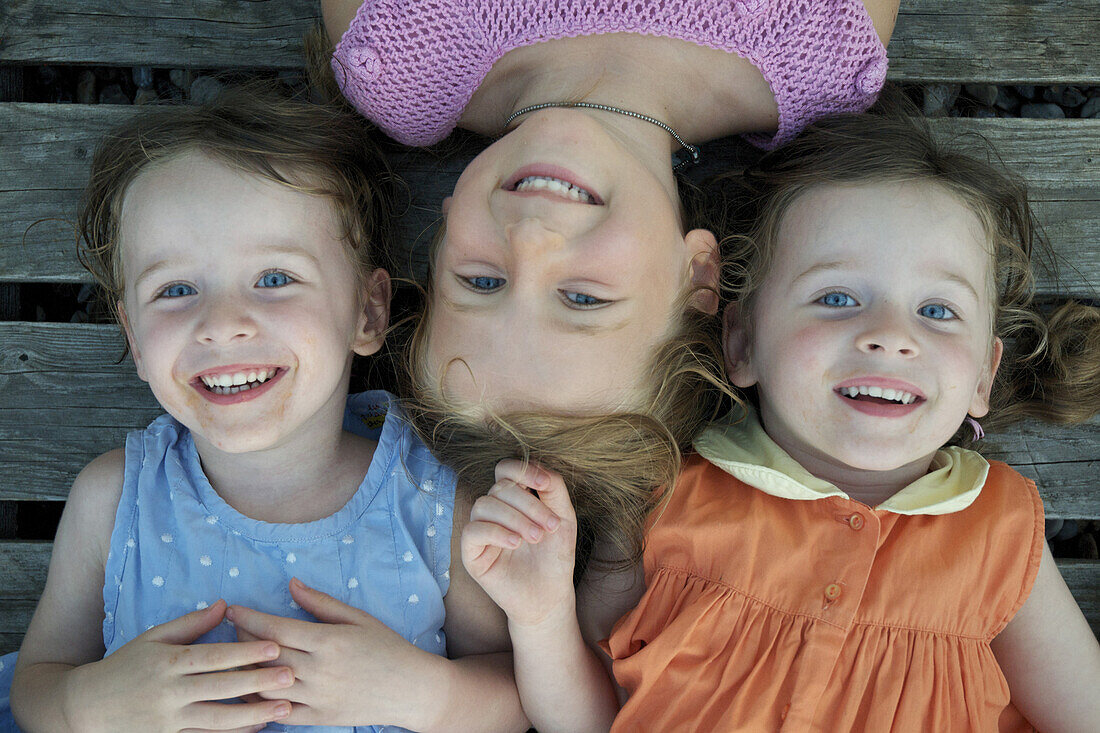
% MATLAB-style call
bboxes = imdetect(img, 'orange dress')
[605,418,1043,732]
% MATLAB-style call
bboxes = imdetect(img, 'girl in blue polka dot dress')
[0,85,526,733]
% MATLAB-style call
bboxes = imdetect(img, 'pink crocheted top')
[332,0,888,149]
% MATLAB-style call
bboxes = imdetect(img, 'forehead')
[117,151,352,270]
[775,181,993,280]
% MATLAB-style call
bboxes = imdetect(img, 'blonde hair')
[395,177,733,572]
[715,102,1100,442]
[78,80,399,322]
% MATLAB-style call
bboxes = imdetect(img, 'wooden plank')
[0,1,1097,84]
[889,0,1100,84]
[0,0,319,69]
[1,321,1099,514]
[0,542,1093,655]
[2,103,1099,294]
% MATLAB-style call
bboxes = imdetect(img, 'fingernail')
[546,515,561,531]
[264,644,279,659]
[225,607,236,621]
[507,534,521,548]
[290,577,301,588]
[528,528,542,542]
[274,703,291,718]
[277,669,292,685]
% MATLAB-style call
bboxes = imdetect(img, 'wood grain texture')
[1,1,1097,83]
[1,541,1092,654]
[2,103,1098,297]
[0,0,319,69]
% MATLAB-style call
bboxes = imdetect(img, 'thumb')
[288,577,366,625]
[145,598,227,644]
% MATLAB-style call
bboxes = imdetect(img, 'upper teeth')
[514,176,595,203]
[842,386,917,404]
[200,369,277,389]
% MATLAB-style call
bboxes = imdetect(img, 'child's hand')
[68,599,293,732]
[227,579,445,730]
[461,459,577,627]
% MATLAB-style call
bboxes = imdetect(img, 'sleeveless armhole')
[991,463,1046,637]
[101,428,146,649]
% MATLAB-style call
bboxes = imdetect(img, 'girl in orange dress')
[459,110,1100,731]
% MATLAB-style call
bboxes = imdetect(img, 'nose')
[504,217,567,255]
[856,304,919,357]
[195,292,257,345]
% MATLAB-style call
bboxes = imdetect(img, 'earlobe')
[722,301,757,388]
[969,337,1004,418]
[686,229,720,314]
[353,268,392,356]
[441,196,452,216]
[117,301,148,382]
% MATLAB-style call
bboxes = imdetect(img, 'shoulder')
[54,448,127,574]
[859,0,900,46]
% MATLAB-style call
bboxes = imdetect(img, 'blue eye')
[160,283,196,298]
[257,271,293,288]
[919,303,956,320]
[464,276,505,292]
[818,292,857,308]
[562,291,608,308]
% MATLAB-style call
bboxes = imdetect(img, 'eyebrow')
[132,242,321,289]
[793,260,981,301]
[437,292,633,335]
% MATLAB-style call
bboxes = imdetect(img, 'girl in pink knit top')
[323,0,899,422]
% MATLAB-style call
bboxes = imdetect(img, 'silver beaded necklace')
[503,102,701,171]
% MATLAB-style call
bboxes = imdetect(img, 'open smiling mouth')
[837,386,922,406]
[198,368,281,396]
[508,175,602,204]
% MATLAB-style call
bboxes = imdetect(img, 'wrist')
[507,597,582,645]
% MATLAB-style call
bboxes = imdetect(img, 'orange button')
[847,513,865,530]
[824,583,843,601]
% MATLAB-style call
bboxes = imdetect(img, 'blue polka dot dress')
[0,391,454,733]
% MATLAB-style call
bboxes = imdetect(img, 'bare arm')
[12,450,291,733]
[991,541,1100,733]
[461,461,621,732]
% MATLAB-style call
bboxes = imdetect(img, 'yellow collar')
[693,409,989,515]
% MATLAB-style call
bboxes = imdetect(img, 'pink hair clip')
[965,416,985,441]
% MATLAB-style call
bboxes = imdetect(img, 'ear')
[969,337,1003,418]
[685,228,719,314]
[441,196,452,216]
[722,301,757,388]
[117,300,148,382]
[353,268,391,356]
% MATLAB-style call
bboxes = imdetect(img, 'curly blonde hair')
[714,103,1100,443]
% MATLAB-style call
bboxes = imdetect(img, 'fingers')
[460,521,509,576]
[494,459,576,522]
[287,577,368,626]
[184,663,295,703]
[226,605,316,652]
[164,640,283,675]
[146,599,228,645]
[180,698,290,731]
[475,480,563,544]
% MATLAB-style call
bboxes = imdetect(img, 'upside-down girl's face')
[116,151,388,454]
[424,108,719,415]
[725,181,1002,481]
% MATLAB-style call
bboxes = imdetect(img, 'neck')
[191,410,375,524]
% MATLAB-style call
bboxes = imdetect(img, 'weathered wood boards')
[3,104,1100,297]
[1,1,1098,83]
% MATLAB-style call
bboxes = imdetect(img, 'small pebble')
[964,83,998,107]
[1013,84,1037,100]
[1080,95,1100,119]
[1043,85,1086,108]
[132,66,155,90]
[76,70,96,104]
[994,87,1019,112]
[1020,102,1065,119]
[189,76,225,104]
[98,84,130,105]
[923,84,960,117]
[134,88,159,105]
[169,69,194,89]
